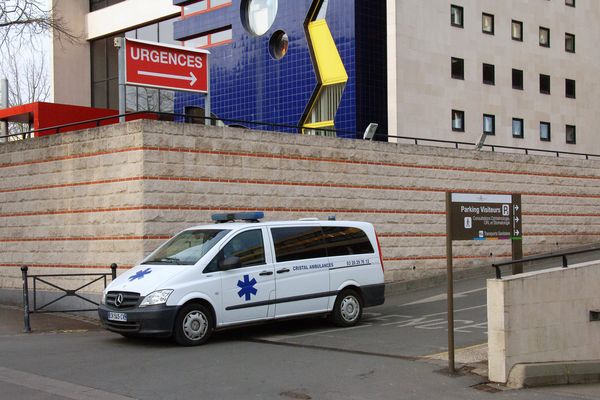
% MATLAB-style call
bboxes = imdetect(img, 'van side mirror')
[219,256,241,271]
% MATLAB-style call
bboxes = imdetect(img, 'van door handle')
[276,268,290,274]
[259,271,273,276]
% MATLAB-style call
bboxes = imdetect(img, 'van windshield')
[142,229,230,266]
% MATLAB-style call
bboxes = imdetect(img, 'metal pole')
[0,78,8,143]
[116,38,126,123]
[21,266,31,333]
[205,55,211,126]
[446,192,455,374]
[111,263,118,280]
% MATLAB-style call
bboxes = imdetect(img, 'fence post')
[21,265,31,333]
[111,263,118,280]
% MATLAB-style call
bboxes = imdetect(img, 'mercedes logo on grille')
[114,293,124,307]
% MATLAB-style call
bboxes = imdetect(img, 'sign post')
[116,38,210,121]
[446,192,522,374]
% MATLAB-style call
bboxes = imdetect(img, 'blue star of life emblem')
[237,274,257,301]
[129,268,152,281]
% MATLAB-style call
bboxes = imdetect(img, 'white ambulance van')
[98,213,385,346]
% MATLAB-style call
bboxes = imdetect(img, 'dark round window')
[269,30,288,60]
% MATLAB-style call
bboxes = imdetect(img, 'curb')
[507,361,600,388]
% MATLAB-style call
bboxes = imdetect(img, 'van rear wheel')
[332,289,363,327]
[174,303,214,346]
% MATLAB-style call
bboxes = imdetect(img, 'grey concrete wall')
[1,120,600,293]
[488,261,600,384]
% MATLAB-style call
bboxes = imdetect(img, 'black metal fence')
[491,244,600,279]
[3,110,600,161]
[20,264,117,333]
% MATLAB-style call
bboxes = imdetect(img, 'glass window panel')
[92,81,107,108]
[108,78,119,110]
[482,13,494,34]
[185,35,209,48]
[106,36,120,80]
[211,28,232,44]
[451,5,463,28]
[539,27,550,47]
[137,23,158,42]
[322,227,374,257]
[183,0,207,15]
[271,227,327,262]
[566,125,576,144]
[137,87,160,111]
[159,90,175,113]
[212,0,232,7]
[452,110,464,132]
[540,122,551,141]
[565,33,575,52]
[512,20,523,41]
[483,114,495,134]
[91,39,107,82]
[126,86,138,112]
[159,19,177,45]
[246,0,278,36]
[512,118,524,138]
[451,57,464,79]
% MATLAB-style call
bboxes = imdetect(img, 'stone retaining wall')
[1,120,599,292]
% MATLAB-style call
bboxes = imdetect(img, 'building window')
[242,0,279,36]
[566,0,575,7]
[512,69,523,90]
[511,20,523,41]
[90,0,126,11]
[452,110,465,132]
[483,63,495,85]
[540,122,551,141]
[512,118,524,138]
[451,5,464,28]
[91,17,179,112]
[539,74,551,94]
[482,13,494,35]
[565,79,576,98]
[566,125,576,144]
[565,33,575,52]
[539,27,550,47]
[483,114,495,135]
[451,57,464,79]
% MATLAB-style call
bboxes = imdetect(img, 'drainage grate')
[471,383,502,393]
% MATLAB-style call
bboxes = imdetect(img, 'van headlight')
[139,290,173,307]
[101,291,107,305]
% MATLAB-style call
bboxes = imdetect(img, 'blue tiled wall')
[172,0,384,139]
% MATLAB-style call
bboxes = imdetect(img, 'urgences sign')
[124,38,209,93]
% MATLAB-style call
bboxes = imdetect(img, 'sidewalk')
[0,305,101,335]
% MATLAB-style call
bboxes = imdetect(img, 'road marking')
[402,287,486,306]
[0,367,137,400]
[258,323,373,341]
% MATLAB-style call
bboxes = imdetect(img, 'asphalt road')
[1,274,599,400]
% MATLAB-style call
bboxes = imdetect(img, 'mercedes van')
[98,213,385,345]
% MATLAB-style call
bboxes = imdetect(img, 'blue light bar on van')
[211,212,265,223]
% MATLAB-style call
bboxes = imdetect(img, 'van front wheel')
[332,289,363,327]
[174,303,214,346]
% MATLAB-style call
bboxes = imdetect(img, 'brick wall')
[1,120,599,291]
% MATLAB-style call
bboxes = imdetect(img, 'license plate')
[108,312,127,322]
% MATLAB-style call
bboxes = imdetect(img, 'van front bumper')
[98,304,178,337]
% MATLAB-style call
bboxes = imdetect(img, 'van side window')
[271,227,327,262]
[203,229,265,273]
[322,227,374,257]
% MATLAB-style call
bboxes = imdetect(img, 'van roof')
[182,219,373,232]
